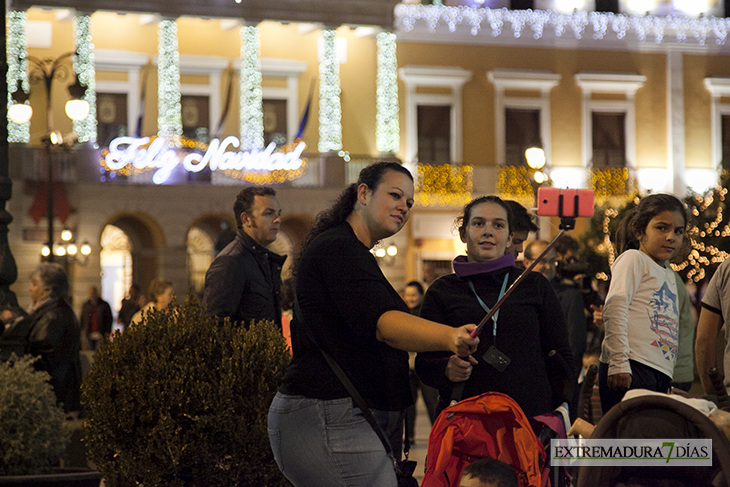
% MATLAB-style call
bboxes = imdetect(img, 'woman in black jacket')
[27,262,82,413]
[416,196,574,418]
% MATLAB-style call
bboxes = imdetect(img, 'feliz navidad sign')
[101,136,307,184]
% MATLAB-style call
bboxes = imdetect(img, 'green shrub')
[82,296,292,487]
[0,354,70,476]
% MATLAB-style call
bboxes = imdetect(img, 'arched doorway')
[186,215,236,295]
[100,214,163,324]
[187,227,214,297]
[100,225,131,331]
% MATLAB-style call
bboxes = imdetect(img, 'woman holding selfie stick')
[268,162,479,487]
[416,195,574,418]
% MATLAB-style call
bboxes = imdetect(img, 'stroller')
[576,394,730,487]
[421,392,555,487]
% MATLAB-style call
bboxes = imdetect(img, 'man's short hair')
[504,200,538,234]
[461,458,517,487]
[234,187,277,229]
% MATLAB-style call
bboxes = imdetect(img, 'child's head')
[616,193,688,262]
[460,458,518,487]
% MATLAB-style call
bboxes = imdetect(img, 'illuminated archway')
[100,225,131,331]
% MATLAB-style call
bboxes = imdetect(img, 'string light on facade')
[416,163,473,208]
[376,31,399,154]
[496,166,535,207]
[157,19,182,139]
[239,24,264,152]
[73,14,97,144]
[591,167,636,206]
[394,4,730,46]
[7,10,30,143]
[318,29,342,153]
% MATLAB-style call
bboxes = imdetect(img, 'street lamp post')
[10,53,89,262]
[0,7,20,307]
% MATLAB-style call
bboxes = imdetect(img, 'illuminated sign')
[102,136,307,185]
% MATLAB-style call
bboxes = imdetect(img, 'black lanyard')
[468,273,509,340]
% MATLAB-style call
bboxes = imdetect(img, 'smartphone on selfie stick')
[469,187,594,338]
[449,188,595,405]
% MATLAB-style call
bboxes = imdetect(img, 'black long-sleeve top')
[415,266,573,417]
[278,223,411,411]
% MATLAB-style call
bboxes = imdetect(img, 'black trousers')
[598,359,671,415]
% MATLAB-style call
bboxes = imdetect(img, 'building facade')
[5,0,730,317]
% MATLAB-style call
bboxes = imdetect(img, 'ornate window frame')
[704,77,730,172]
[488,69,560,167]
[93,49,150,139]
[574,72,646,171]
[232,57,308,143]
[176,54,230,137]
[398,65,472,164]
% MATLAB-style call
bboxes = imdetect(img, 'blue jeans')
[268,392,397,487]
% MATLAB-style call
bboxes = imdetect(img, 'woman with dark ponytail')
[268,162,479,487]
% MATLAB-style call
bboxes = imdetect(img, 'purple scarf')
[452,253,515,278]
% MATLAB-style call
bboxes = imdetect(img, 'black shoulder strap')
[293,298,398,457]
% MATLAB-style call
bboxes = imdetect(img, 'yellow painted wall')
[22,8,730,177]
[396,42,671,170]
[684,52,730,170]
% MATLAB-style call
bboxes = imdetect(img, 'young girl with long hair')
[599,193,688,412]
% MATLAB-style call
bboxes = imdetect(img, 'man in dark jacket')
[201,187,286,329]
[79,286,113,350]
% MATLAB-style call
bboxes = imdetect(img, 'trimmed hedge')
[0,355,70,476]
[82,296,291,487]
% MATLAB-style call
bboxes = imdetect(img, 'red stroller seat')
[421,392,549,487]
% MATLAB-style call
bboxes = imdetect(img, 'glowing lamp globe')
[8,103,33,124]
[65,99,90,121]
[525,147,546,170]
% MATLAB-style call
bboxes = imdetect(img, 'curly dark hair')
[294,162,413,273]
[456,195,513,241]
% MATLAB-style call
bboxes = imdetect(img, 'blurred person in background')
[403,280,439,446]
[80,286,113,350]
[504,200,538,264]
[130,278,174,326]
[26,263,82,413]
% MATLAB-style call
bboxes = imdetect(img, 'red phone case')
[536,187,594,218]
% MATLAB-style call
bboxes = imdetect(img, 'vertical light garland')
[239,24,264,151]
[318,29,342,153]
[376,31,399,154]
[157,19,182,139]
[73,14,96,144]
[6,11,30,143]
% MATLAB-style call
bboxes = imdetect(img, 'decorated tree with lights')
[677,171,730,286]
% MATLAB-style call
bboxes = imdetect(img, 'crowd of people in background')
[0,161,724,486]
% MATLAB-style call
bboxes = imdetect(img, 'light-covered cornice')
[394,4,730,53]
